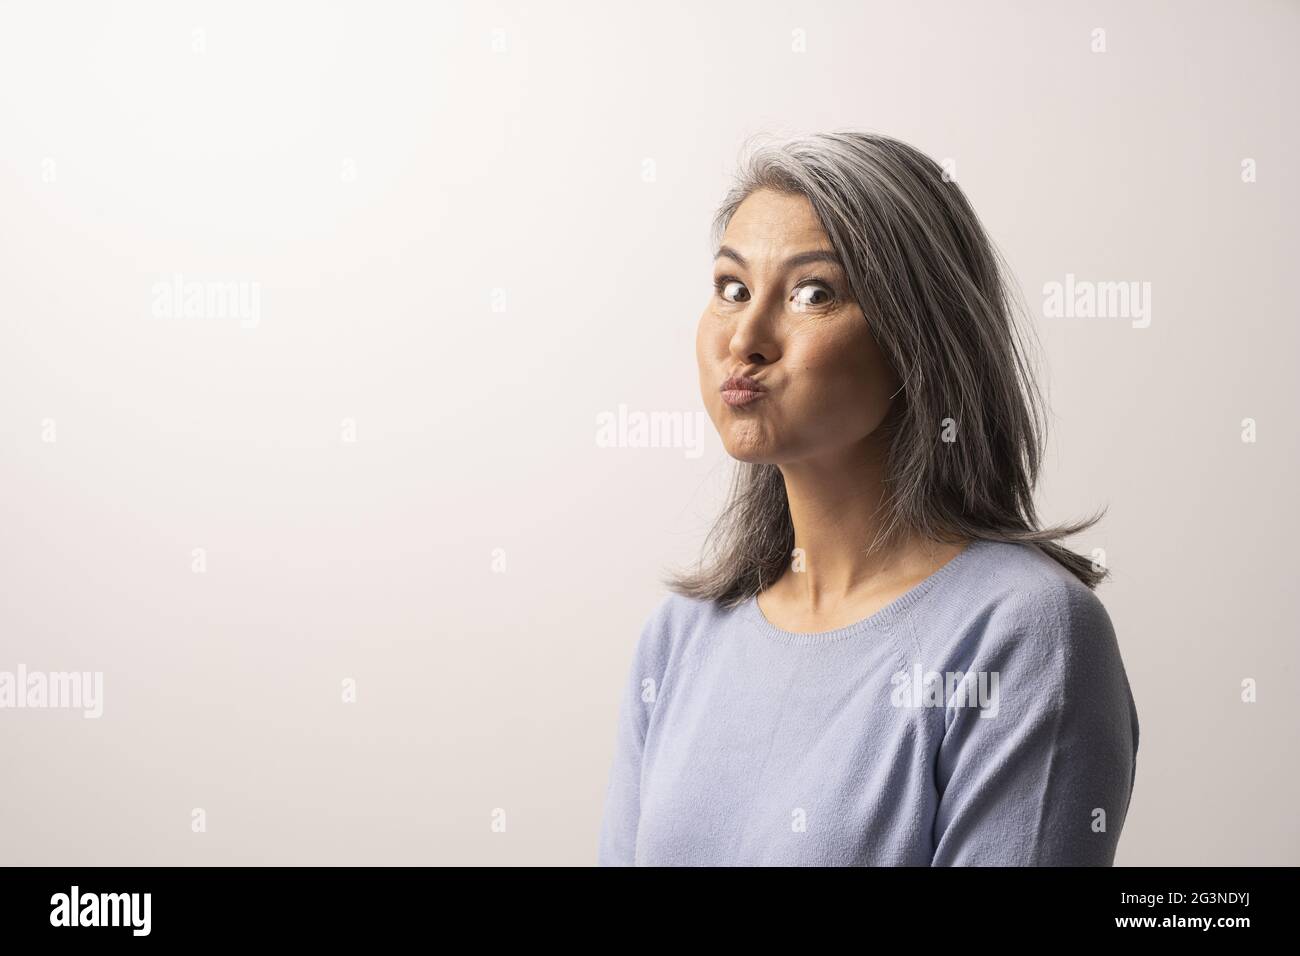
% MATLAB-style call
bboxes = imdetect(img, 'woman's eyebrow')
[714,245,843,270]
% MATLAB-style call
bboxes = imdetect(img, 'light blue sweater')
[597,539,1139,866]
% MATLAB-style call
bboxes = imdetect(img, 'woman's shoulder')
[624,587,717,671]
[634,589,732,645]
[922,539,1127,693]
[947,538,1114,630]
[624,588,748,674]
[932,540,1140,802]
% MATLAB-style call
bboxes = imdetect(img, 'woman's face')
[696,188,900,465]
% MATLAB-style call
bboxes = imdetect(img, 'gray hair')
[667,130,1106,608]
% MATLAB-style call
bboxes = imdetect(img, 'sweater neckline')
[742,539,986,646]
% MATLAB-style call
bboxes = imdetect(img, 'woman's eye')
[716,279,750,303]
[791,283,834,310]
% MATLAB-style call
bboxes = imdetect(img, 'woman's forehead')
[723,190,828,250]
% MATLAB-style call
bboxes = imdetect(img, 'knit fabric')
[597,539,1139,866]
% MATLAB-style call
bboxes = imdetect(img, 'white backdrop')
[1,0,1296,865]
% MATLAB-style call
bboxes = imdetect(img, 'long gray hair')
[667,130,1106,608]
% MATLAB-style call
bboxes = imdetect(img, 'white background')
[1,0,1296,864]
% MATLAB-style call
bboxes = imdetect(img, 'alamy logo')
[890,663,1000,718]
[1042,273,1151,328]
[595,405,709,459]
[151,273,261,329]
[50,886,151,936]
[0,665,102,718]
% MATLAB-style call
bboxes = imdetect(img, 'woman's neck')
[763,436,966,625]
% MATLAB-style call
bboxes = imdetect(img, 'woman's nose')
[729,303,781,366]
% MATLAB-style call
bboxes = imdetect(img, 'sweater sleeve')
[596,597,672,866]
[930,578,1139,866]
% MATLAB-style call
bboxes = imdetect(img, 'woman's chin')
[721,431,783,464]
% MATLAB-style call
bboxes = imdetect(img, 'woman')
[597,131,1139,866]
